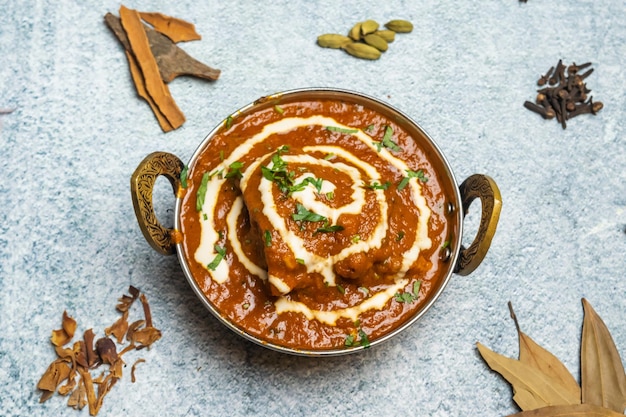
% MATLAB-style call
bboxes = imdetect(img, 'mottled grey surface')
[1,1,625,416]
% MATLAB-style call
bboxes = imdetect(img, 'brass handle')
[130,152,184,255]
[454,174,502,276]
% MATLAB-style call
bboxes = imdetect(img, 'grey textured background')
[1,1,625,416]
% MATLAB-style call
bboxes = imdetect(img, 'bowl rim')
[173,87,464,356]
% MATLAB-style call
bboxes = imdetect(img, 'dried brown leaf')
[37,359,71,399]
[67,383,87,410]
[581,298,626,413]
[509,302,581,402]
[131,358,146,383]
[83,329,99,368]
[78,367,98,416]
[105,309,129,344]
[50,311,77,347]
[133,326,162,348]
[477,342,581,410]
[126,319,146,344]
[139,293,153,328]
[507,403,625,417]
[139,11,202,42]
[95,337,119,366]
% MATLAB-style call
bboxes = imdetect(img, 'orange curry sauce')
[179,97,457,351]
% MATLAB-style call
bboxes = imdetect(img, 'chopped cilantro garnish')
[326,126,359,134]
[180,165,189,189]
[337,284,345,294]
[397,169,428,191]
[358,329,371,348]
[325,191,335,200]
[365,124,375,132]
[316,224,344,233]
[323,153,336,160]
[344,334,356,347]
[364,181,390,190]
[207,245,226,271]
[296,258,305,265]
[264,230,272,247]
[373,125,402,153]
[225,115,233,129]
[196,172,210,211]
[224,161,244,179]
[219,150,224,161]
[394,280,422,303]
[292,203,326,222]
[396,231,405,241]
[274,105,284,114]
[351,234,361,243]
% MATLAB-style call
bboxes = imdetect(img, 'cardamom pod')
[342,42,381,60]
[363,34,388,52]
[385,19,414,33]
[348,22,362,41]
[374,30,395,43]
[317,34,352,49]
[360,19,379,36]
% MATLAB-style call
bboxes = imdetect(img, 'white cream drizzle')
[194,115,432,324]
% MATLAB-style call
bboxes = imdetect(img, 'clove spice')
[523,60,603,129]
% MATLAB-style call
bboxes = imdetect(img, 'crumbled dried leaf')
[38,285,161,415]
[507,403,625,417]
[509,302,581,401]
[37,359,71,400]
[133,327,162,349]
[477,342,580,409]
[50,311,77,347]
[139,11,201,43]
[67,383,87,410]
[95,337,118,365]
[105,309,129,344]
[581,298,626,413]
[83,329,99,368]
[131,358,146,383]
[139,293,153,328]
[119,5,185,130]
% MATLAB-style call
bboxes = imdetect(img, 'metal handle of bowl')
[130,151,184,255]
[454,174,502,276]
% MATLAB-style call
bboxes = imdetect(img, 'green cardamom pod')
[385,19,414,33]
[317,34,352,49]
[342,42,382,60]
[360,19,379,36]
[349,22,363,41]
[363,34,388,52]
[374,30,395,43]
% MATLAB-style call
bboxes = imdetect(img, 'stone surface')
[1,1,625,416]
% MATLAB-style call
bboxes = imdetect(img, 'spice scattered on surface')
[477,299,626,416]
[523,60,603,129]
[317,19,413,60]
[37,286,162,416]
[104,6,220,132]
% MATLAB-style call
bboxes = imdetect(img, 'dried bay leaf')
[477,342,581,410]
[507,403,626,417]
[581,298,626,413]
[509,302,581,402]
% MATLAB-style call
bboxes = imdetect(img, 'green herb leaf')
[364,181,390,190]
[365,124,375,132]
[274,105,284,114]
[381,125,402,152]
[316,224,345,233]
[196,172,210,211]
[337,284,345,294]
[397,169,428,190]
[224,161,244,179]
[326,126,359,134]
[180,165,189,189]
[358,329,371,348]
[344,334,356,347]
[396,231,405,241]
[292,204,327,222]
[325,191,335,200]
[264,230,272,247]
[207,245,226,271]
[323,153,336,160]
[296,258,305,265]
[225,115,233,129]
